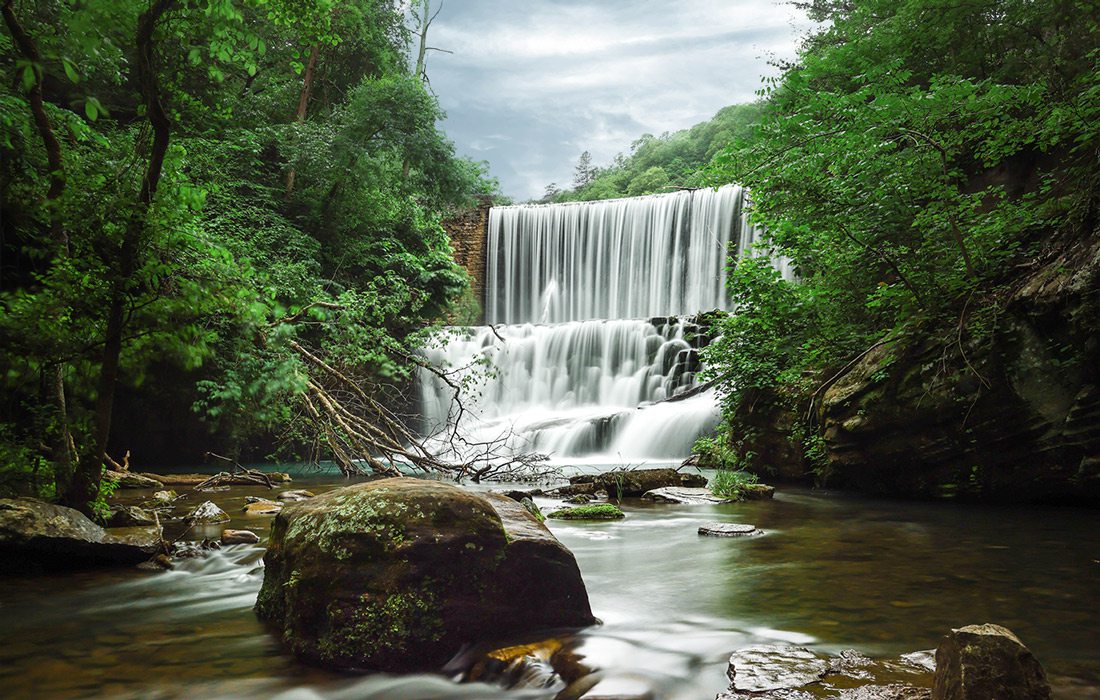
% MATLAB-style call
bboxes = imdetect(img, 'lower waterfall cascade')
[419,185,788,464]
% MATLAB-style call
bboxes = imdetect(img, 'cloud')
[426,0,812,200]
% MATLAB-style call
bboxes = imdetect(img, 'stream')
[1,468,1098,699]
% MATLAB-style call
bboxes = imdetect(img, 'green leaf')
[62,58,79,83]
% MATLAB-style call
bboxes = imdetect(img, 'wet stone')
[643,486,732,504]
[221,529,261,545]
[185,501,230,524]
[727,645,830,693]
[699,523,759,537]
[276,490,314,502]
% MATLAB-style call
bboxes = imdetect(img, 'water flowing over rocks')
[0,498,161,573]
[254,477,595,672]
[421,186,795,466]
[932,624,1052,700]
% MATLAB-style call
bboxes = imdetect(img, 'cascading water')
[420,185,785,465]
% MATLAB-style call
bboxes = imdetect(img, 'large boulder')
[0,498,161,573]
[255,477,596,672]
[932,624,1051,700]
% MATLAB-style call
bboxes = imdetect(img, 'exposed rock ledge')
[0,498,161,573]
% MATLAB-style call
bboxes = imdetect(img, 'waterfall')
[420,184,784,465]
[485,185,771,324]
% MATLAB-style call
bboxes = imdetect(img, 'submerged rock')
[185,501,230,524]
[932,624,1051,700]
[277,490,314,502]
[698,523,758,537]
[642,486,733,504]
[106,505,157,528]
[242,500,282,516]
[546,504,625,520]
[151,490,177,504]
[0,498,160,573]
[255,477,595,672]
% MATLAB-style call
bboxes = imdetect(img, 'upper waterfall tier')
[485,184,769,324]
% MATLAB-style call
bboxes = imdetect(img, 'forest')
[1,0,500,517]
[1,1,1098,698]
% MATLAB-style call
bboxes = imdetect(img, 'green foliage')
[90,471,120,524]
[543,102,765,202]
[0,0,497,502]
[709,468,758,501]
[700,0,1100,422]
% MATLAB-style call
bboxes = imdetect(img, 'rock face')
[0,498,160,573]
[816,237,1100,502]
[932,624,1052,700]
[255,478,595,672]
[642,487,733,504]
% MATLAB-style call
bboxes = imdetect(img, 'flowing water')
[1,471,1098,699]
[420,186,792,464]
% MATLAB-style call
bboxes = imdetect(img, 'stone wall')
[443,198,491,313]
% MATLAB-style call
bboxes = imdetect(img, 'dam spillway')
[421,184,780,464]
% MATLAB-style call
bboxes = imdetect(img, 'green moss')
[546,503,625,520]
[317,583,444,665]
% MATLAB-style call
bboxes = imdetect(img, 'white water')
[485,184,785,325]
[421,185,785,464]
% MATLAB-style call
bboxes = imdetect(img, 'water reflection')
[0,479,1097,699]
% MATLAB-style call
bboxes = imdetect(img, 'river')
[1,469,1097,699]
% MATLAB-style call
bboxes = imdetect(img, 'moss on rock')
[546,503,625,520]
[255,477,595,672]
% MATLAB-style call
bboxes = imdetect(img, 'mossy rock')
[546,504,625,520]
[255,478,595,672]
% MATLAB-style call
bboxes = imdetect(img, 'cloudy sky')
[421,0,813,201]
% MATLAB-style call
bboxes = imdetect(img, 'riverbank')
[1,470,1097,699]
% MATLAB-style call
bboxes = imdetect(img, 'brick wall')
[442,197,491,310]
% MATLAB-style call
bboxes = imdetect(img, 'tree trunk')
[285,43,319,195]
[2,0,75,492]
[63,0,174,514]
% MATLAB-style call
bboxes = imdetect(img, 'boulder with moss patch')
[254,477,595,672]
[546,504,625,520]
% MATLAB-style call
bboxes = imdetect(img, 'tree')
[0,0,504,512]
[573,150,595,189]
